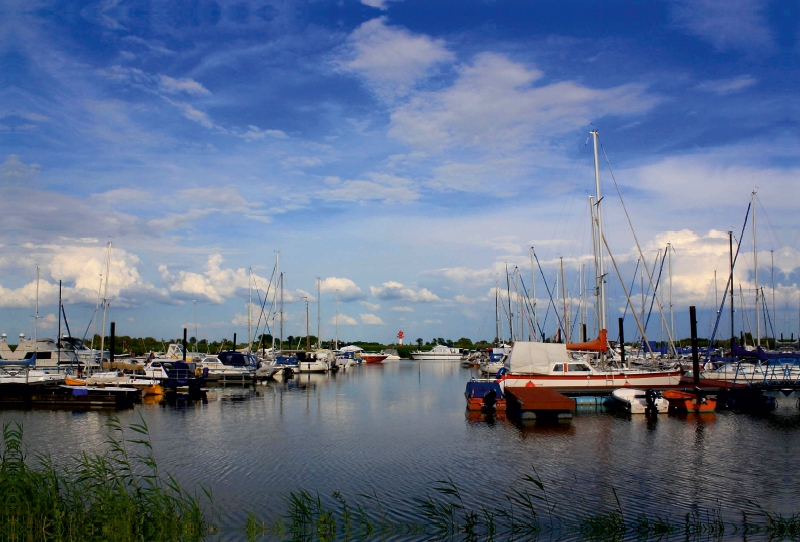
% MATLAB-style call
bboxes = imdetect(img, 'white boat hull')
[500,371,682,392]
[612,388,669,414]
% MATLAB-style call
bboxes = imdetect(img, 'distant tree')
[454,337,473,349]
[417,338,423,349]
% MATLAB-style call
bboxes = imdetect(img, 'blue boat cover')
[465,380,504,399]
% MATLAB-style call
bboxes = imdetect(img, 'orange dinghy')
[64,375,86,386]
[662,389,717,413]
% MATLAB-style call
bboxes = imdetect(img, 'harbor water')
[2,361,799,540]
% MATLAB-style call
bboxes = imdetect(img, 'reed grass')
[244,472,800,542]
[0,417,209,542]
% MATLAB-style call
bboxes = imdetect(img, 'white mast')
[99,241,111,360]
[589,196,600,337]
[316,277,321,349]
[591,131,607,334]
[529,248,538,341]
[280,271,284,350]
[335,289,339,350]
[34,265,39,353]
[248,267,252,352]
[753,191,759,347]
[668,243,674,348]
[194,300,198,353]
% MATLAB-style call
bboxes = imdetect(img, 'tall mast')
[729,231,735,348]
[589,196,600,336]
[495,277,500,346]
[279,272,284,350]
[753,191,759,347]
[505,263,513,342]
[317,277,321,349]
[591,130,607,333]
[100,241,111,360]
[668,243,674,349]
[34,265,40,352]
[194,300,198,353]
[335,289,339,350]
[529,248,538,341]
[304,297,309,351]
[771,250,775,343]
[57,279,62,363]
[560,257,568,342]
[248,267,252,351]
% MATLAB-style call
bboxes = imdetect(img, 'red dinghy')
[361,354,388,364]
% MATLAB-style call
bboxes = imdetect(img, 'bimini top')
[339,345,364,352]
[505,342,570,374]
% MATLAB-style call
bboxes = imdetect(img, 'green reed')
[0,417,210,542]
[245,471,800,542]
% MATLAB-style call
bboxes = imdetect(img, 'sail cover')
[505,342,570,374]
[566,329,608,352]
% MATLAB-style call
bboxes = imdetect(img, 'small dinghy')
[612,388,668,414]
[661,389,717,413]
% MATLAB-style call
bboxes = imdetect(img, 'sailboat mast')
[248,267,252,351]
[729,231,735,348]
[279,272,284,350]
[560,257,568,342]
[591,131,607,333]
[317,277,321,349]
[668,243,674,350]
[335,289,339,350]
[529,248,538,341]
[100,242,111,360]
[753,191,759,347]
[34,265,39,352]
[589,196,599,336]
[771,250,775,343]
[505,263,513,342]
[57,279,62,363]
[495,277,500,346]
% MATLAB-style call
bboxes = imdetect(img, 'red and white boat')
[498,339,683,393]
[361,353,388,364]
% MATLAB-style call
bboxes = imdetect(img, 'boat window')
[568,363,591,372]
[552,364,563,372]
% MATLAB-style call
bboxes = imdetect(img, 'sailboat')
[499,131,683,392]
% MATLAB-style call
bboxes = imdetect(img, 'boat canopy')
[339,345,364,352]
[566,329,607,352]
[505,342,569,374]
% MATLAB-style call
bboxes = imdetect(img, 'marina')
[2,359,799,540]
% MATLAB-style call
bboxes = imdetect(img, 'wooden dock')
[505,387,576,420]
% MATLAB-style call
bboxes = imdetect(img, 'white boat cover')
[338,345,364,352]
[505,342,570,374]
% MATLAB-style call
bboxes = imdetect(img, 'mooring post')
[233,333,237,352]
[619,317,625,367]
[110,321,115,365]
[690,306,700,388]
[183,328,188,362]
[582,323,587,343]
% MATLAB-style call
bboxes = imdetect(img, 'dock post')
[582,323,587,343]
[690,306,700,388]
[619,317,625,367]
[183,328,188,362]
[233,333,237,352]
[110,322,115,365]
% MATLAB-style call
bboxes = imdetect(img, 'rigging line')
[517,269,544,340]
[706,203,752,358]
[621,258,640,321]
[600,142,677,353]
[639,247,668,350]
[762,287,777,341]
[532,250,566,339]
[599,231,657,361]
[251,265,278,343]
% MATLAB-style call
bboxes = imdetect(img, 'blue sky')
[2,0,799,346]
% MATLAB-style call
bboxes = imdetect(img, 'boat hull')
[662,389,717,412]
[500,370,683,393]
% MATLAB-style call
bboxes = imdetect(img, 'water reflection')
[1,361,798,539]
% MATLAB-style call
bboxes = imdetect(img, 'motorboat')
[662,389,717,412]
[361,352,388,363]
[479,346,511,375]
[381,349,401,361]
[0,334,102,369]
[198,351,257,381]
[410,344,466,361]
[498,341,683,393]
[611,388,668,414]
[465,379,506,411]
[297,350,332,373]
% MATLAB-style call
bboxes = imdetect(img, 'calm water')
[3,361,800,540]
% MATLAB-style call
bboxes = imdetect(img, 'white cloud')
[423,319,442,324]
[359,301,381,310]
[425,266,495,285]
[329,314,358,326]
[318,173,420,204]
[697,75,757,94]
[319,277,365,301]
[360,0,403,10]
[174,101,215,129]
[360,313,385,325]
[159,254,267,304]
[0,245,167,308]
[370,281,440,302]
[670,0,774,52]
[337,17,454,101]
[240,125,289,141]
[158,75,211,96]
[39,313,57,329]
[391,306,414,312]
[389,52,658,155]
